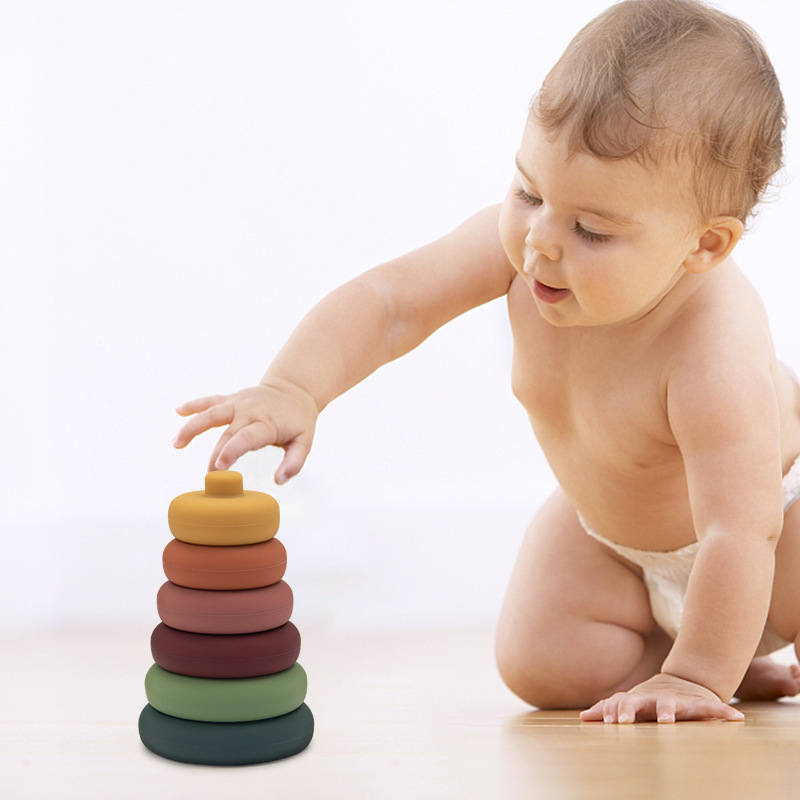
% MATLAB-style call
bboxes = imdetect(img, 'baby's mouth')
[533,279,569,304]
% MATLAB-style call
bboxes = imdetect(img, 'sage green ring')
[144,662,307,722]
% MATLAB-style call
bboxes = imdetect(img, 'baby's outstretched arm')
[174,205,515,480]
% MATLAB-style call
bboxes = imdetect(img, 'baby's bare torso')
[506,265,800,551]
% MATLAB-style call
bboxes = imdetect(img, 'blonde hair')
[533,0,786,225]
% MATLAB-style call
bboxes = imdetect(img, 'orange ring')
[162,538,287,590]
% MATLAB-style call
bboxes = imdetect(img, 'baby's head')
[533,0,785,227]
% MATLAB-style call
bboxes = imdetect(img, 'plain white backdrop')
[3,0,800,635]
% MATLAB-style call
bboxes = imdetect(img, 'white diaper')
[578,456,800,657]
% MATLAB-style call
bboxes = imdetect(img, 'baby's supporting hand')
[579,673,746,724]
[173,377,319,483]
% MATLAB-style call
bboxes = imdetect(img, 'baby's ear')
[684,217,744,274]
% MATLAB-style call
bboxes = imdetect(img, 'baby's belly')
[535,430,698,551]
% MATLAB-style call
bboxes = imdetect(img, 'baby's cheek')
[497,206,525,267]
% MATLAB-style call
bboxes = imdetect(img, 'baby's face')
[499,119,705,328]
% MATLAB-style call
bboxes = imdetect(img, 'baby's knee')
[495,634,589,710]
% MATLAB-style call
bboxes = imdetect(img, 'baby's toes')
[789,664,800,693]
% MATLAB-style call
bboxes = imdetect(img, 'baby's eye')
[514,187,542,207]
[573,223,611,244]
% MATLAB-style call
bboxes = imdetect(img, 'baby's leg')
[741,499,800,701]
[495,489,671,709]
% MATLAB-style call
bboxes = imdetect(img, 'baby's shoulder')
[661,264,775,407]
[670,261,771,354]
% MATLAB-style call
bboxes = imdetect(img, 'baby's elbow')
[754,519,782,557]
[753,515,782,552]
[744,499,784,551]
[766,525,782,551]
[766,504,785,550]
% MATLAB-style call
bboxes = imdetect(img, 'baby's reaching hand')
[173,378,319,483]
[579,673,746,724]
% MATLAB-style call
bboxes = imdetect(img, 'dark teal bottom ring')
[138,703,313,765]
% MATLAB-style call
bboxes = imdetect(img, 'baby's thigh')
[770,502,800,641]
[496,488,655,649]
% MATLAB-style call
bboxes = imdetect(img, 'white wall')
[4,0,799,634]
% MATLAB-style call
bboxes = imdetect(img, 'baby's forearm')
[262,205,511,413]
[661,531,777,701]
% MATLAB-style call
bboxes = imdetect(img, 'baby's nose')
[525,218,561,262]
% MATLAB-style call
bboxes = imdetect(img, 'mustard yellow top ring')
[168,471,280,546]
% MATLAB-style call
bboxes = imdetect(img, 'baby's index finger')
[175,395,227,416]
[175,401,201,416]
[172,425,199,449]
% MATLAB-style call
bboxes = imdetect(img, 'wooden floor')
[2,624,800,800]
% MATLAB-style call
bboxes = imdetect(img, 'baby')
[173,0,800,723]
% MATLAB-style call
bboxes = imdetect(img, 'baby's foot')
[735,657,800,702]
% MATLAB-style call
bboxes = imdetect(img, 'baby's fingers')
[212,421,278,471]
[675,700,745,723]
[580,693,630,723]
[173,401,235,449]
[581,693,744,724]
[579,700,606,722]
[616,693,650,724]
[655,695,678,724]
[274,435,313,485]
[175,395,232,417]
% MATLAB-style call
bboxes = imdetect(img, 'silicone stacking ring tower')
[140,471,313,765]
